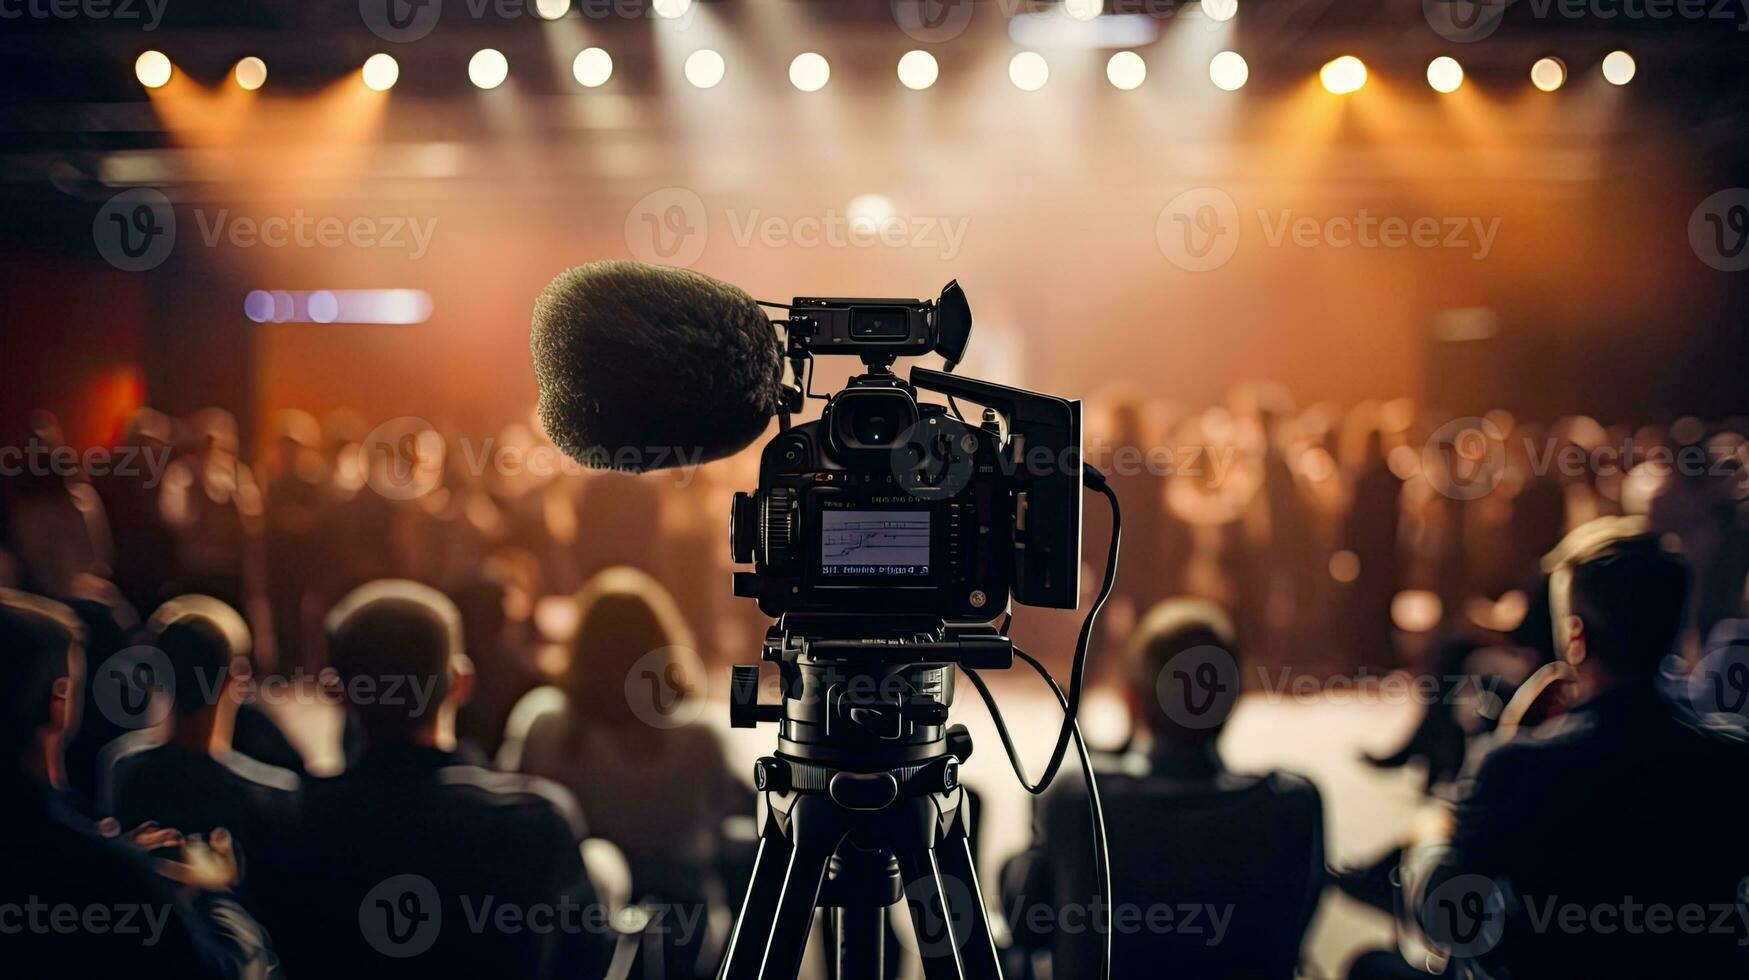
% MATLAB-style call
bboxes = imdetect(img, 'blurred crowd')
[3,386,1748,979]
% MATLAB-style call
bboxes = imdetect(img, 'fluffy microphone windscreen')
[531,260,784,472]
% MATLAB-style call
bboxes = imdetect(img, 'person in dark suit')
[99,595,300,892]
[1003,598,1327,979]
[0,588,276,978]
[263,579,606,980]
[1388,517,1749,979]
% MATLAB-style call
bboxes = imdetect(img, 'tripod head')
[730,614,1008,776]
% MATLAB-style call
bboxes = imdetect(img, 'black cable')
[961,470,1119,980]
[1024,648,1111,980]
[756,299,793,309]
[969,472,1119,795]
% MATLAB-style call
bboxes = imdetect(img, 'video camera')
[728,282,1083,620]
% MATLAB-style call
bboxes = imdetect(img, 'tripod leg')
[931,837,1002,979]
[719,834,833,980]
[832,905,885,980]
[896,843,1002,980]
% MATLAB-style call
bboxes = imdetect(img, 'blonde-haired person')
[499,566,744,980]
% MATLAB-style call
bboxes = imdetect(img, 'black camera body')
[730,283,1082,621]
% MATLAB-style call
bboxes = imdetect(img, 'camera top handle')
[909,366,1082,612]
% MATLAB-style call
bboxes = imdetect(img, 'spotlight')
[363,53,399,91]
[1064,0,1102,21]
[1201,0,1239,22]
[469,48,509,90]
[1209,50,1248,91]
[234,56,267,91]
[897,50,938,90]
[1106,51,1146,90]
[1427,56,1463,93]
[652,0,691,18]
[1530,56,1566,92]
[535,0,568,18]
[1320,55,1366,95]
[1602,50,1635,85]
[135,50,172,89]
[1009,51,1049,92]
[789,52,830,92]
[685,49,725,89]
[573,48,613,88]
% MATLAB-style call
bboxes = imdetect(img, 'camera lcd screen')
[820,510,931,576]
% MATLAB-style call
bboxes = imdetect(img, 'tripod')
[717,616,1010,980]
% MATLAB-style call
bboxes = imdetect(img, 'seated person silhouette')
[265,580,605,979]
[1003,598,1326,979]
[99,595,299,892]
[0,588,275,978]
[1383,517,1749,980]
[499,566,744,980]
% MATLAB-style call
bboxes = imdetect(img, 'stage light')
[1602,50,1635,85]
[1427,56,1463,93]
[1064,0,1102,21]
[469,48,509,90]
[685,49,725,89]
[1009,51,1049,91]
[135,50,172,89]
[789,52,830,92]
[1209,50,1248,91]
[652,0,690,18]
[363,53,399,91]
[573,47,613,87]
[1201,0,1238,22]
[535,0,568,18]
[1320,55,1366,95]
[233,56,267,91]
[897,50,938,90]
[1530,56,1566,92]
[1106,51,1145,90]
